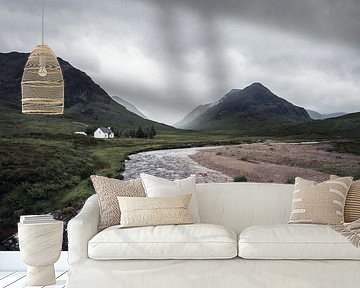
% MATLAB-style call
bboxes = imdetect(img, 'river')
[122,146,232,183]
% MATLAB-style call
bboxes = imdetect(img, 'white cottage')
[94,127,114,139]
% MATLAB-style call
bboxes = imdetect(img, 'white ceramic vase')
[18,221,63,286]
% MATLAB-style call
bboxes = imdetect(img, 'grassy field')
[0,127,253,241]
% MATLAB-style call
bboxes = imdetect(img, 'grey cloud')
[0,0,359,124]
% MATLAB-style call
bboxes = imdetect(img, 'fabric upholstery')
[90,175,145,229]
[88,223,237,260]
[330,175,360,222]
[289,177,352,224]
[118,194,193,228]
[67,184,360,288]
[238,224,360,259]
[68,183,295,264]
[66,258,360,288]
[140,173,200,222]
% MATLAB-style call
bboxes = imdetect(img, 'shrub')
[234,175,248,182]
[286,178,295,184]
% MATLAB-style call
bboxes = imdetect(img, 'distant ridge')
[175,83,310,130]
[174,103,214,128]
[111,96,148,119]
[306,109,346,120]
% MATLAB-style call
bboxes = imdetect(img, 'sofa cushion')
[330,176,360,223]
[90,175,146,229]
[118,194,193,228]
[88,223,237,260]
[140,173,200,222]
[238,224,360,260]
[289,177,352,225]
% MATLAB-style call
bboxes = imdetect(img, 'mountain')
[111,96,147,119]
[0,52,173,131]
[306,109,346,120]
[176,83,310,130]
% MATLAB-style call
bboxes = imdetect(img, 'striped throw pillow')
[289,177,353,225]
[330,176,360,223]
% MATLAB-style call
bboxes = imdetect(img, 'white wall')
[94,129,105,138]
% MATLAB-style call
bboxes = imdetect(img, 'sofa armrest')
[68,194,100,264]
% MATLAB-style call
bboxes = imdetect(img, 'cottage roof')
[99,127,113,134]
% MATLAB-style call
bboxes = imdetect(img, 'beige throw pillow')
[289,177,353,225]
[118,194,194,228]
[330,175,360,223]
[91,175,146,229]
[140,173,200,222]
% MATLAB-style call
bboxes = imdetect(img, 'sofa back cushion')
[91,175,146,229]
[118,194,193,228]
[141,174,200,222]
[195,182,294,234]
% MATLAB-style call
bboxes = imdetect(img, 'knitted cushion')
[91,175,145,229]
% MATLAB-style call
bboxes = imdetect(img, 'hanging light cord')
[41,0,45,45]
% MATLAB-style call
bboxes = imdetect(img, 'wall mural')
[0,0,359,251]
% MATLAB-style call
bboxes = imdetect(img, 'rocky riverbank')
[189,142,360,183]
[122,146,232,182]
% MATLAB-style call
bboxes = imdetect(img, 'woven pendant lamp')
[21,0,64,114]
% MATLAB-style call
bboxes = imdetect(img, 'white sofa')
[66,182,360,288]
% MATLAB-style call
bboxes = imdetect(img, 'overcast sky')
[1,0,359,124]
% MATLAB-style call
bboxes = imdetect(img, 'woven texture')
[345,181,360,222]
[330,176,360,222]
[118,194,193,228]
[21,45,64,114]
[289,177,352,225]
[91,175,146,229]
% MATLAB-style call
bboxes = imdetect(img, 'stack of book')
[20,215,56,224]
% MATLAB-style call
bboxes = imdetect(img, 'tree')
[151,125,156,137]
[145,127,153,139]
[113,128,121,137]
[85,126,97,136]
[136,126,145,138]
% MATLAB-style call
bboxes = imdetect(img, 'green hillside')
[257,112,360,139]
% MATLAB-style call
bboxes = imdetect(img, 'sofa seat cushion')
[89,223,237,260]
[238,224,360,260]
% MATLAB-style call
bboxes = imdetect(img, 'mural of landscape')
[0,0,359,250]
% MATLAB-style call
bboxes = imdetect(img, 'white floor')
[0,271,67,288]
[0,252,69,288]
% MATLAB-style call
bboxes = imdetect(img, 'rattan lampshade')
[21,44,64,114]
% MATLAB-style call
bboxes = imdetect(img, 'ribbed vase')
[18,221,63,286]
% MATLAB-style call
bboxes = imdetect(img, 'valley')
[0,51,359,250]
